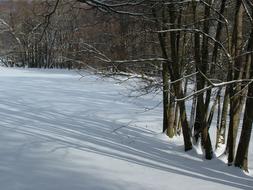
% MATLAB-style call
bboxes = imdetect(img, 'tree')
[226,0,245,165]
[234,3,253,172]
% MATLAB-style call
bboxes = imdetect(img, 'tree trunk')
[174,102,180,136]
[162,61,169,133]
[152,8,170,134]
[218,88,229,147]
[226,0,244,165]
[234,6,253,170]
[234,85,253,171]
[167,90,175,138]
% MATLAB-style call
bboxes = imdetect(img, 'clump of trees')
[0,0,252,172]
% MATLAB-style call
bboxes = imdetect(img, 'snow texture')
[0,67,252,190]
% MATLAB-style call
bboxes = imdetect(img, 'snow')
[0,67,252,190]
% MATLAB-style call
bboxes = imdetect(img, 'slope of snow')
[0,67,252,190]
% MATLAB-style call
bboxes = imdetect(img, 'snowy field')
[0,67,252,190]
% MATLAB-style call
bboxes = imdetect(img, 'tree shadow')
[0,101,252,190]
[0,73,252,190]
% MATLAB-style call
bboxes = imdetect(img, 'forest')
[0,0,252,179]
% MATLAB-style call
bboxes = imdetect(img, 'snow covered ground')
[0,67,252,190]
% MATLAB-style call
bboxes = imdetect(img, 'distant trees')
[0,0,158,70]
[0,0,253,171]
